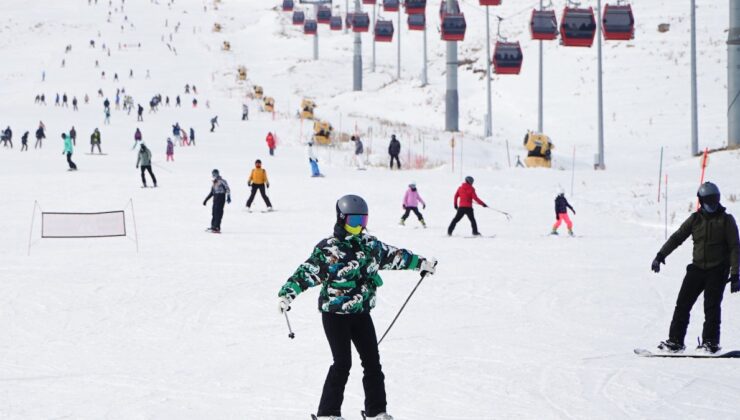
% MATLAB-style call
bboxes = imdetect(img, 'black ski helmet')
[336,194,368,219]
[212,169,220,177]
[697,181,721,213]
[465,176,474,185]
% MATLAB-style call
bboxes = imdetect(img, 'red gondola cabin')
[383,0,400,12]
[362,0,377,4]
[351,12,370,32]
[602,4,634,41]
[330,15,343,31]
[408,13,425,31]
[317,6,332,24]
[282,0,294,12]
[479,0,502,5]
[375,20,394,42]
[405,0,426,14]
[492,41,523,75]
[292,10,305,25]
[560,7,596,47]
[441,13,466,41]
[530,9,558,41]
[304,19,318,35]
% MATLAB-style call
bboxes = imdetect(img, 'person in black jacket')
[551,190,576,236]
[35,123,46,149]
[651,182,740,354]
[388,134,401,169]
[2,126,12,148]
[21,131,29,151]
[203,169,231,233]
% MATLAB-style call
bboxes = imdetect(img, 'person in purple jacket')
[400,182,426,228]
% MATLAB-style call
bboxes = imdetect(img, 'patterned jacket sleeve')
[373,239,420,271]
[278,241,331,300]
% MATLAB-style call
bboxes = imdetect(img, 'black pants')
[21,142,28,151]
[91,143,102,154]
[389,154,401,169]
[211,194,225,230]
[402,206,424,221]
[35,138,42,148]
[668,264,728,345]
[140,165,157,186]
[318,312,386,417]
[448,207,478,235]
[66,152,77,170]
[246,184,272,208]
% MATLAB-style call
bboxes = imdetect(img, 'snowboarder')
[551,190,576,236]
[352,135,365,170]
[69,126,77,146]
[35,122,46,149]
[277,194,437,420]
[651,182,739,354]
[62,132,77,170]
[447,176,487,236]
[388,134,401,170]
[241,103,249,121]
[246,159,272,211]
[308,142,321,177]
[210,116,218,132]
[90,128,102,154]
[266,132,276,156]
[166,138,174,161]
[189,127,195,146]
[400,183,426,227]
[21,131,29,151]
[132,128,142,150]
[202,169,231,233]
[136,143,157,187]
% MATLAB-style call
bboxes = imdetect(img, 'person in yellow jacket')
[246,159,273,212]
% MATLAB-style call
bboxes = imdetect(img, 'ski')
[205,228,221,234]
[634,348,740,358]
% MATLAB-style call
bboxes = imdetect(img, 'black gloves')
[423,204,426,210]
[651,253,666,273]
[730,273,740,294]
[226,195,231,204]
[454,204,458,210]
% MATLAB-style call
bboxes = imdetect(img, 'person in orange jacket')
[266,132,276,156]
[246,159,273,211]
[447,176,487,236]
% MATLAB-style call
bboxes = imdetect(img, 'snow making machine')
[313,121,333,145]
[263,96,275,113]
[523,131,554,168]
[213,22,222,32]
[300,98,316,120]
[237,66,247,81]
[253,85,264,99]
[221,41,231,51]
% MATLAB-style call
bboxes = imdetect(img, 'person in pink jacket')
[400,182,426,227]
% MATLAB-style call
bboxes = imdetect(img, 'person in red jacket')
[266,132,276,156]
[448,176,487,236]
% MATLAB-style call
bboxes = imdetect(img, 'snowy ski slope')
[0,0,739,419]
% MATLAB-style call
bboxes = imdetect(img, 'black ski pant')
[91,144,102,154]
[66,152,77,170]
[35,139,42,149]
[389,154,401,169]
[140,165,157,186]
[317,312,387,418]
[246,184,272,208]
[401,206,424,222]
[211,193,225,230]
[448,207,479,235]
[668,264,728,345]
[21,142,28,151]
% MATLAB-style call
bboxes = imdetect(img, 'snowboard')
[634,348,740,358]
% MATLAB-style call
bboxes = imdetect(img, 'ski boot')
[550,228,559,236]
[267,207,274,212]
[361,412,394,420]
[568,228,574,237]
[399,218,405,226]
[657,339,685,353]
[420,219,427,228]
[697,340,721,354]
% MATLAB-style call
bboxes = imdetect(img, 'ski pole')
[377,271,429,345]
[487,207,512,221]
[284,311,295,339]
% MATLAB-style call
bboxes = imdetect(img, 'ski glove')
[420,258,437,277]
[730,273,740,294]
[226,195,231,204]
[423,204,426,210]
[248,181,252,187]
[651,253,666,273]
[454,204,459,210]
[278,296,292,314]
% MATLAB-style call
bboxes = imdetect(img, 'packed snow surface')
[1,0,739,418]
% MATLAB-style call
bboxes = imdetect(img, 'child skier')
[447,176,487,236]
[400,182,426,227]
[266,132,276,156]
[308,142,321,177]
[202,169,231,233]
[651,182,739,354]
[246,159,272,211]
[551,190,576,236]
[277,194,437,420]
[166,138,174,161]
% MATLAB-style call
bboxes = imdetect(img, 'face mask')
[701,195,720,214]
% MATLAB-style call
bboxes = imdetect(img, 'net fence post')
[27,201,39,256]
[128,199,140,253]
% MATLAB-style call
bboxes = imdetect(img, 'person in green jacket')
[62,132,77,170]
[277,195,437,420]
[90,128,102,154]
[136,143,157,187]
[651,182,739,354]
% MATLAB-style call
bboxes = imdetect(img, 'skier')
[172,123,181,142]
[72,97,78,111]
[70,126,77,146]
[266,132,276,156]
[62,132,77,170]
[62,93,68,107]
[176,95,181,107]
[551,190,576,236]
[246,159,272,212]
[189,127,195,146]
[181,130,189,146]
[210,116,218,132]
[388,134,401,170]
[21,131,29,151]
[35,122,46,149]
[192,98,198,108]
[308,141,322,177]
[137,104,144,121]
[104,107,111,124]
[241,103,249,121]
[351,135,365,170]
[90,128,102,154]
[651,182,739,354]
[132,128,142,150]
[166,138,174,161]
[2,126,12,148]
[136,143,157,187]
[277,194,437,420]
[447,176,488,237]
[202,169,231,233]
[400,182,426,227]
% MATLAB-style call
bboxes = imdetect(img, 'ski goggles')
[345,214,369,228]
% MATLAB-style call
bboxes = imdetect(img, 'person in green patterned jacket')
[278,194,437,420]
